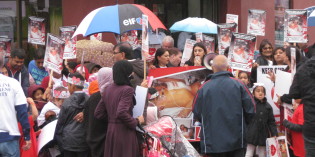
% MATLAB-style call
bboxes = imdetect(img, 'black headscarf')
[113,60,134,86]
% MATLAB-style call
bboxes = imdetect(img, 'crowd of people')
[0,33,315,157]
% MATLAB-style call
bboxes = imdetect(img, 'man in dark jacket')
[55,72,90,157]
[113,42,148,88]
[279,52,315,157]
[5,49,29,96]
[193,55,255,157]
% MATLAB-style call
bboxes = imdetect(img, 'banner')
[90,33,102,41]
[141,14,149,60]
[228,33,256,72]
[226,14,239,32]
[284,9,308,43]
[0,37,11,57]
[149,67,210,119]
[247,9,266,36]
[257,66,287,121]
[28,16,46,45]
[60,26,77,59]
[217,23,237,55]
[43,34,65,74]
[204,35,215,54]
[180,39,197,66]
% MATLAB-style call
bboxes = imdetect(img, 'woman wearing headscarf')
[84,67,113,157]
[95,60,144,157]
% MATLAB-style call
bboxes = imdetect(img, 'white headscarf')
[97,67,113,94]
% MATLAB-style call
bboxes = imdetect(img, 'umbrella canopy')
[306,6,315,27]
[73,4,166,37]
[169,17,217,34]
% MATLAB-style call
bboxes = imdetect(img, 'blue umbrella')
[73,4,166,37]
[169,17,217,34]
[305,6,315,27]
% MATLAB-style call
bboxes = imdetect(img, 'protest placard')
[284,9,308,43]
[90,33,102,41]
[195,32,203,43]
[247,9,266,36]
[133,86,148,118]
[203,35,215,54]
[43,34,65,74]
[120,30,140,50]
[266,136,290,157]
[60,26,77,59]
[274,70,292,102]
[291,47,296,80]
[228,33,256,72]
[174,118,195,140]
[257,66,288,122]
[0,37,11,57]
[226,14,239,32]
[141,14,149,60]
[28,16,46,45]
[37,120,58,154]
[217,23,237,55]
[180,39,197,66]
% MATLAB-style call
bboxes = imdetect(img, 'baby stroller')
[138,116,200,157]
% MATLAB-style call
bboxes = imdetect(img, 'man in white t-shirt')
[0,52,31,157]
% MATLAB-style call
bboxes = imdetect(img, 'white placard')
[133,86,148,118]
[37,120,57,154]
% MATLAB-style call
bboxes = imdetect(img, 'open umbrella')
[169,17,217,34]
[305,6,315,27]
[72,4,166,37]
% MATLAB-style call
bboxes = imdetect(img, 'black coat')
[84,91,107,157]
[55,92,90,152]
[246,98,278,146]
[193,71,255,154]
[285,56,315,138]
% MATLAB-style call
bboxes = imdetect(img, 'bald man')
[193,55,255,156]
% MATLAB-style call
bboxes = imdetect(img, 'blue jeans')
[0,140,19,157]
[304,135,315,157]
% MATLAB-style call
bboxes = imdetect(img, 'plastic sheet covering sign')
[148,66,211,141]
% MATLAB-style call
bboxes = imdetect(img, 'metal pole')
[16,0,22,48]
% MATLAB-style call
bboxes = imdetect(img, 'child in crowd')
[283,99,305,157]
[28,84,46,111]
[245,83,278,157]
[55,72,90,157]
[37,85,69,128]
[18,98,39,157]
[237,71,252,90]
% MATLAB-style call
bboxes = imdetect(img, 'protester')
[161,35,174,49]
[193,55,255,156]
[185,42,206,66]
[152,48,170,68]
[86,62,101,74]
[74,65,90,81]
[55,72,90,157]
[28,85,46,111]
[245,83,278,157]
[66,61,78,74]
[18,98,39,157]
[1,65,9,76]
[283,99,305,157]
[273,47,287,65]
[95,60,144,157]
[0,52,31,157]
[37,85,67,127]
[113,43,147,88]
[238,71,252,89]
[278,51,315,157]
[250,39,274,83]
[4,49,30,96]
[85,67,113,157]
[167,48,182,67]
[28,47,49,85]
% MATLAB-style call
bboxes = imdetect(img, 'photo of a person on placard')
[48,42,62,65]
[288,16,303,36]
[232,39,249,63]
[30,22,43,39]
[249,15,263,31]
[63,32,73,53]
[220,30,231,49]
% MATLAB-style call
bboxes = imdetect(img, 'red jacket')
[289,104,305,157]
